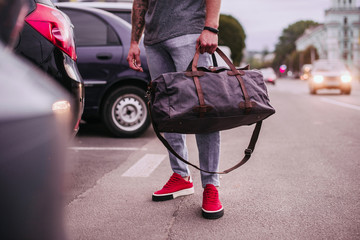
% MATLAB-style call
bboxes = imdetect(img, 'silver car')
[308,59,352,95]
[260,67,277,85]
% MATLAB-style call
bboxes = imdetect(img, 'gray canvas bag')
[148,47,275,174]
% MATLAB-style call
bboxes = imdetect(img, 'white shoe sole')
[152,187,194,201]
[202,207,224,219]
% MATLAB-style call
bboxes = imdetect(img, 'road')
[65,79,360,240]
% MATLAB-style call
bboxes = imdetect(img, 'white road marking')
[121,154,166,177]
[69,147,147,151]
[321,97,360,111]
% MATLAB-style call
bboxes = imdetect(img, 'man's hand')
[128,0,147,72]
[197,0,221,54]
[127,42,143,72]
[196,30,218,54]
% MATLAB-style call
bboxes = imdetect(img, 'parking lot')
[65,79,360,239]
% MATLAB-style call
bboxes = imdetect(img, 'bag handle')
[147,102,262,174]
[191,47,236,73]
[191,47,253,112]
[186,52,218,71]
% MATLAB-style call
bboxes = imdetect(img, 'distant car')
[14,0,84,135]
[57,1,132,23]
[308,60,352,95]
[260,67,277,85]
[57,4,151,137]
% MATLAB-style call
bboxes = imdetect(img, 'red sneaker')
[202,184,224,219]
[152,173,194,201]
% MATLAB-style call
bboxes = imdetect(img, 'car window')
[111,12,131,23]
[61,9,120,47]
[314,62,346,72]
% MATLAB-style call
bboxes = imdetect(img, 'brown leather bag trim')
[192,76,205,106]
[190,47,253,116]
[192,105,213,113]
[239,101,257,110]
[185,71,205,77]
[227,70,245,76]
[203,48,252,112]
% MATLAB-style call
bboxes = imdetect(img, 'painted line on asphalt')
[321,97,360,111]
[121,154,166,177]
[68,147,147,151]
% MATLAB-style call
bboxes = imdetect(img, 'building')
[296,0,360,78]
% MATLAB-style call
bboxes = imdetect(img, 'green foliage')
[272,20,319,70]
[248,56,273,69]
[247,58,264,69]
[285,46,319,72]
[218,14,246,66]
[286,50,300,72]
[302,46,319,65]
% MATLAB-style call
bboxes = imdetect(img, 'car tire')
[102,86,150,137]
[309,87,317,95]
[341,88,351,95]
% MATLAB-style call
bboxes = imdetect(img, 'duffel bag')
[148,47,275,174]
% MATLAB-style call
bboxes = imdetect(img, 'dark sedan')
[57,3,151,137]
[14,0,84,135]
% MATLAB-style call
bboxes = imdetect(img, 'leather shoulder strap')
[147,102,262,174]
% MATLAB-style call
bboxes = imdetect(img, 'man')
[127,0,223,219]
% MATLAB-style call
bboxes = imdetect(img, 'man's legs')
[145,35,222,218]
[164,34,220,188]
[165,36,223,218]
[145,44,190,179]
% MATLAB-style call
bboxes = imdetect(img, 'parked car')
[0,42,71,240]
[14,0,84,135]
[308,59,352,95]
[1,1,70,238]
[57,3,151,137]
[260,67,277,85]
[57,1,132,23]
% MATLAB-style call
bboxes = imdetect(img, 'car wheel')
[309,86,317,95]
[341,88,351,95]
[102,86,150,137]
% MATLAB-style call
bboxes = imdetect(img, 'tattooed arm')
[127,0,148,72]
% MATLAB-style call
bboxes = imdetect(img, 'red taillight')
[25,3,76,60]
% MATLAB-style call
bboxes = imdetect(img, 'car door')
[61,8,124,108]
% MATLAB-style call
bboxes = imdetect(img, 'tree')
[272,20,319,70]
[286,50,300,72]
[302,46,319,65]
[285,46,319,73]
[218,14,246,66]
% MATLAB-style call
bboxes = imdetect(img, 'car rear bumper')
[62,55,84,135]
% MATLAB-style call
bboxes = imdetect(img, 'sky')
[220,0,360,52]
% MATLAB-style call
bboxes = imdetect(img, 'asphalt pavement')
[65,78,360,240]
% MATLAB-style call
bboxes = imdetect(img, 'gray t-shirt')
[144,0,206,46]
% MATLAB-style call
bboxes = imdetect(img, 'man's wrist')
[203,26,219,34]
[130,41,140,46]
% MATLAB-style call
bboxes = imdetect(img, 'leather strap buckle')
[244,149,253,156]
